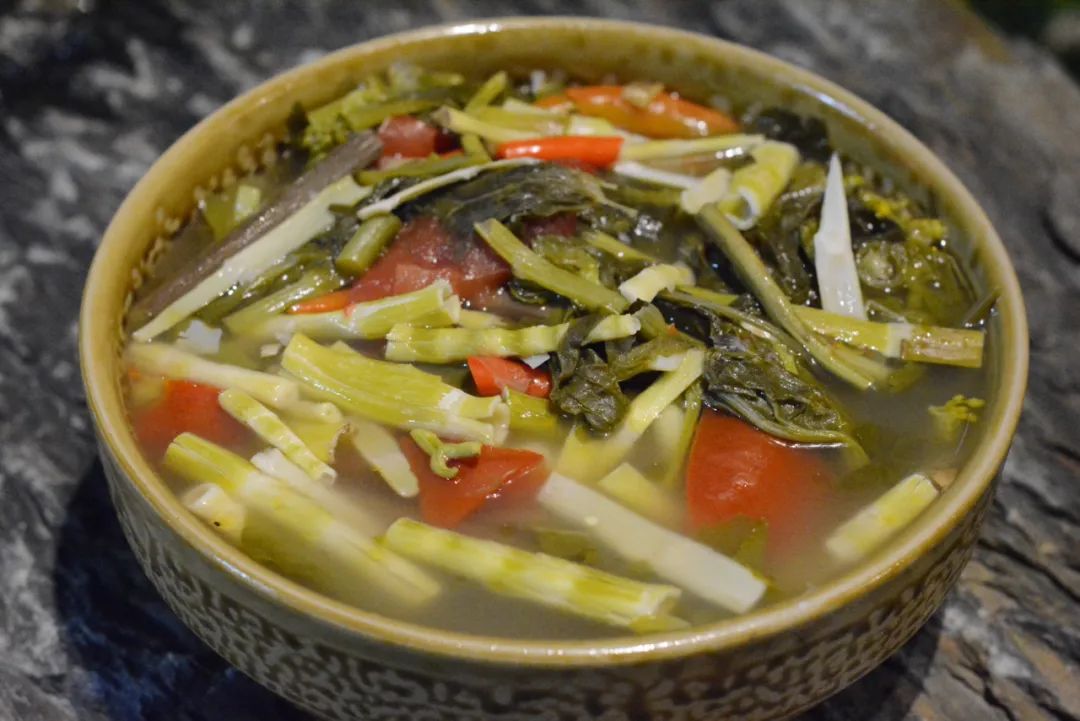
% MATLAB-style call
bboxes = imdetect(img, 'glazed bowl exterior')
[79,18,1028,721]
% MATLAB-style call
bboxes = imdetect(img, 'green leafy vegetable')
[929,395,985,444]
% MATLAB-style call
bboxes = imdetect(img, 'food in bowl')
[120,64,992,639]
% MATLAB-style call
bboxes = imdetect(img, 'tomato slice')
[685,412,832,556]
[132,380,248,459]
[378,115,438,159]
[467,356,551,398]
[400,438,550,528]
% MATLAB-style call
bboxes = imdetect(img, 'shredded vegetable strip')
[537,473,766,613]
[165,433,440,605]
[385,314,641,364]
[383,518,682,630]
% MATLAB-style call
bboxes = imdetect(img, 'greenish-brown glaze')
[80,18,1027,720]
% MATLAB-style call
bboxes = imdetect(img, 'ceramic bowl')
[79,17,1028,721]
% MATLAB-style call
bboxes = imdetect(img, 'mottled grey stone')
[0,1,1076,720]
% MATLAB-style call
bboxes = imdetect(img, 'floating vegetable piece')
[335,215,402,277]
[243,281,460,343]
[126,343,299,407]
[131,133,381,339]
[613,161,700,189]
[385,314,641,364]
[180,483,246,545]
[929,395,985,444]
[432,106,532,144]
[281,334,506,443]
[597,463,683,527]
[618,263,695,304]
[825,472,939,564]
[537,472,765,613]
[502,388,560,435]
[618,134,764,162]
[165,433,440,605]
[218,388,336,484]
[409,429,482,479]
[347,420,419,497]
[223,266,344,334]
[719,141,800,230]
[680,167,733,214]
[475,219,629,313]
[383,518,681,630]
[813,154,867,319]
[697,206,886,390]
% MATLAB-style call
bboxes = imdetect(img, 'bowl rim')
[79,16,1029,667]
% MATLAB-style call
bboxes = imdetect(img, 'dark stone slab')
[0,1,1076,719]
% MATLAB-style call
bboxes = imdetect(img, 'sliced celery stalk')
[281,334,504,443]
[796,306,985,368]
[619,134,764,161]
[283,413,349,464]
[465,71,508,112]
[431,106,531,144]
[680,167,733,214]
[660,384,702,489]
[596,463,683,528]
[218,388,336,484]
[719,141,800,230]
[384,314,641,364]
[456,309,509,329]
[125,343,299,407]
[503,388,560,435]
[583,230,659,264]
[165,433,440,605]
[223,266,343,333]
[826,473,940,564]
[134,175,371,341]
[335,215,402,277]
[537,473,766,614]
[383,518,682,630]
[180,483,246,545]
[618,263,695,304]
[348,419,419,498]
[241,281,460,343]
[475,219,629,313]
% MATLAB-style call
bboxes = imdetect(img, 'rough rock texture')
[0,1,1076,719]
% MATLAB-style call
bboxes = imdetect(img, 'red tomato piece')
[467,356,551,398]
[378,115,438,159]
[685,412,832,556]
[400,438,549,528]
[132,380,248,459]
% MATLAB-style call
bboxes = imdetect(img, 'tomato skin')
[400,438,549,528]
[132,380,248,459]
[467,356,552,398]
[289,217,511,313]
[378,115,438,159]
[565,86,739,139]
[685,412,831,555]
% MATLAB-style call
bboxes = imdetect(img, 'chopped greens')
[124,64,991,639]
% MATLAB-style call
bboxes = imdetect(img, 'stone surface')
[0,0,1077,719]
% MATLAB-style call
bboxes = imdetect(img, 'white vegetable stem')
[134,175,371,341]
[826,472,939,564]
[813,154,867,319]
[537,473,767,614]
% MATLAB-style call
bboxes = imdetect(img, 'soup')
[121,65,991,638]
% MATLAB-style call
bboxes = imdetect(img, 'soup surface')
[122,65,991,638]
